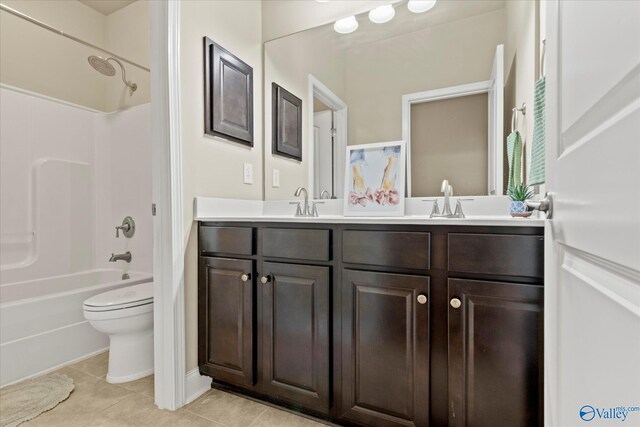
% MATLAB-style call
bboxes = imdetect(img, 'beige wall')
[0,0,150,112]
[180,0,263,372]
[262,0,400,42]
[104,0,150,111]
[264,27,347,200]
[346,8,505,146]
[411,93,488,197]
[504,0,538,187]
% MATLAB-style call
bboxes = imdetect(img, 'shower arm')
[108,58,137,93]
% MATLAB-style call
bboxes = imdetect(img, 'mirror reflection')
[264,0,540,200]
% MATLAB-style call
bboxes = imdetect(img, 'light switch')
[272,169,280,188]
[243,163,253,184]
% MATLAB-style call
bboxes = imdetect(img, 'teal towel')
[529,76,546,185]
[507,130,522,194]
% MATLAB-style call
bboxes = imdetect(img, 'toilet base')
[106,329,154,384]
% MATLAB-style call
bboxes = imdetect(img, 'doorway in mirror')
[309,75,347,200]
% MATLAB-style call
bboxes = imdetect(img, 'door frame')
[308,75,347,199]
[402,44,504,197]
[402,80,492,196]
[150,0,186,410]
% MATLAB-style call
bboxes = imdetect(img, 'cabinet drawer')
[448,233,544,278]
[200,226,254,256]
[343,230,430,270]
[262,228,330,261]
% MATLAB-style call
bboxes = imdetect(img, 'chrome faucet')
[294,187,310,216]
[291,187,323,217]
[320,190,331,199]
[109,251,132,263]
[427,180,467,218]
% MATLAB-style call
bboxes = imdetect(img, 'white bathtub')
[0,269,152,387]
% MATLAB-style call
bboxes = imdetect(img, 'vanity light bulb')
[334,16,359,34]
[368,5,395,24]
[407,0,437,14]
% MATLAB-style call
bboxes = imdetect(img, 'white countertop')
[194,197,545,227]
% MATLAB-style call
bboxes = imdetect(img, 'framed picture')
[272,83,303,161]
[203,37,253,147]
[343,141,406,216]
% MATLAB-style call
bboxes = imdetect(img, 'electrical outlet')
[243,163,253,184]
[272,169,280,188]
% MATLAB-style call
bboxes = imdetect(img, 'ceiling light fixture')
[334,16,359,34]
[407,0,437,14]
[368,5,395,24]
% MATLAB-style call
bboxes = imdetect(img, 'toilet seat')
[83,282,153,313]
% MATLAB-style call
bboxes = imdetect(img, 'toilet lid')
[84,281,153,311]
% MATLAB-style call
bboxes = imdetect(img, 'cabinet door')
[199,257,254,387]
[341,269,430,427]
[448,278,543,427]
[260,262,330,413]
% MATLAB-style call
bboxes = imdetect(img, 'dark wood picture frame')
[204,37,253,147]
[272,83,303,161]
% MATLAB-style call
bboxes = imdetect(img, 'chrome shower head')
[87,55,137,94]
[88,55,116,76]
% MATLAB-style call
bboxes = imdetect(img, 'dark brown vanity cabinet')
[198,256,254,387]
[260,262,330,413]
[448,279,544,427]
[340,269,430,427]
[198,222,544,427]
[198,226,256,389]
[447,233,544,427]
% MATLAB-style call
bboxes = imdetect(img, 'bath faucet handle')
[453,198,474,218]
[311,201,325,217]
[115,216,135,238]
[289,201,303,217]
[422,199,440,218]
[454,200,465,218]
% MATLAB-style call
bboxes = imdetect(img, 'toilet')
[83,282,154,383]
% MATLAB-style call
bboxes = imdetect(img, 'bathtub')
[0,269,152,387]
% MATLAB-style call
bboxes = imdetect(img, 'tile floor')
[21,352,329,427]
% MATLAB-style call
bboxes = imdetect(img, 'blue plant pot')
[510,200,532,217]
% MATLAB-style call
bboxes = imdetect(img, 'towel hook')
[511,102,526,133]
[540,39,547,78]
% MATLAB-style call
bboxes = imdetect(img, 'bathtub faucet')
[109,251,132,263]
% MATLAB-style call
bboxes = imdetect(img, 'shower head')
[88,55,116,76]
[87,55,137,94]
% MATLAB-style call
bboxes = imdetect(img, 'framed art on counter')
[343,141,406,216]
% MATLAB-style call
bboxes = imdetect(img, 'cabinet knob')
[260,275,272,284]
[450,298,462,309]
[240,273,251,282]
[417,294,428,305]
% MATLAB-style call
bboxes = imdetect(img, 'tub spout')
[109,251,131,263]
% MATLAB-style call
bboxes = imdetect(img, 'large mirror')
[264,0,540,200]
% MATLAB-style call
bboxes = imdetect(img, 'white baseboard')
[184,369,211,404]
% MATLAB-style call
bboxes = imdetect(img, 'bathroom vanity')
[197,217,544,427]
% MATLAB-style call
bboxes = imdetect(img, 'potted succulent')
[507,183,534,217]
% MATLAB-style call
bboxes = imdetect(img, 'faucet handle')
[454,200,465,218]
[311,201,325,217]
[289,201,303,216]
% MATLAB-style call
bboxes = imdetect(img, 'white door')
[545,1,640,426]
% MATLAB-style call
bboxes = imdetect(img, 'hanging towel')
[529,76,546,185]
[506,130,522,194]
